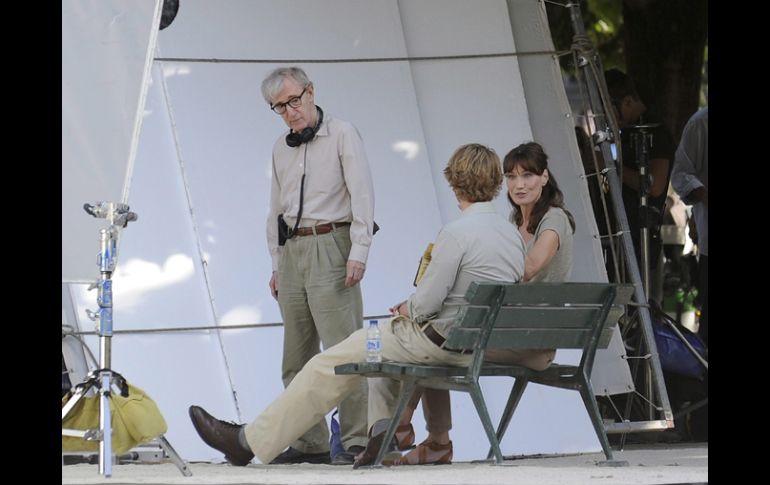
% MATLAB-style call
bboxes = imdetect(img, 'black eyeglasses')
[270,86,308,115]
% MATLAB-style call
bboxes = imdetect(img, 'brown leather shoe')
[395,423,415,450]
[390,438,452,465]
[189,405,254,466]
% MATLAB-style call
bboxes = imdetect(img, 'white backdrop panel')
[70,63,221,330]
[398,0,515,57]
[400,0,532,222]
[217,326,286,437]
[482,379,604,454]
[64,0,632,462]
[157,0,407,60]
[62,0,161,282]
[68,63,244,460]
[408,58,533,222]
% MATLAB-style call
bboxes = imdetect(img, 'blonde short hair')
[443,143,502,202]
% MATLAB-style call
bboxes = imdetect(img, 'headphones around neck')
[285,106,324,147]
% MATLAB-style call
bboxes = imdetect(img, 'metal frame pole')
[566,1,673,432]
[96,226,117,476]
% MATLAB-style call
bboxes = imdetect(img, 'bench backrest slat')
[445,282,633,352]
[448,327,615,350]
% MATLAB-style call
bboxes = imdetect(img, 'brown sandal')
[353,430,386,468]
[353,422,402,468]
[395,423,415,450]
[390,438,452,465]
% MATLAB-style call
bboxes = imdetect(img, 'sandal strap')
[395,423,415,450]
[393,438,452,465]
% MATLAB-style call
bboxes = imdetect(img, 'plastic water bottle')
[366,319,382,363]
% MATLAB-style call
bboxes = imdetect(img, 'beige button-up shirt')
[267,113,375,271]
[406,202,526,338]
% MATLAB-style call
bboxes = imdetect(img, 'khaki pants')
[277,226,368,452]
[244,316,554,463]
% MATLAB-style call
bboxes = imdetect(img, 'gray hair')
[261,67,312,104]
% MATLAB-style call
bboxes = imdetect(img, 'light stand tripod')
[628,124,661,421]
[61,202,191,477]
[628,127,708,375]
[631,128,709,427]
[629,124,657,298]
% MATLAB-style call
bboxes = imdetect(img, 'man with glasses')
[260,67,374,465]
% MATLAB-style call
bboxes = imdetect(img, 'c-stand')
[628,123,658,297]
[61,202,191,477]
[627,124,708,425]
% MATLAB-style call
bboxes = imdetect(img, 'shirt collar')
[316,111,330,137]
[460,201,496,216]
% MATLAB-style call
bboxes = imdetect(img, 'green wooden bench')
[335,281,634,467]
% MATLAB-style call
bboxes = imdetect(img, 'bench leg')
[577,377,628,467]
[468,382,503,464]
[371,380,418,467]
[487,377,528,460]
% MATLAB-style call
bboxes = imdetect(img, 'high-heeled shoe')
[389,438,452,465]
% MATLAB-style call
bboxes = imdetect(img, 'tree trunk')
[623,0,708,144]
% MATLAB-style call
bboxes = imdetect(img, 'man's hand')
[688,217,698,246]
[269,271,279,300]
[389,300,407,316]
[345,260,366,287]
[691,186,708,208]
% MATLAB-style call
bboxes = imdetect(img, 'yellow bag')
[62,382,167,454]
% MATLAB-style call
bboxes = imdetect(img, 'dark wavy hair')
[503,142,576,234]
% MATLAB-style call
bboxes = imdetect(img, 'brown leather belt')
[422,324,471,354]
[293,222,351,237]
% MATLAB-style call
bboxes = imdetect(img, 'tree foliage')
[546,0,708,143]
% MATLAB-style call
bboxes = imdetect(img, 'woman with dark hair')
[503,141,575,282]
[389,142,575,466]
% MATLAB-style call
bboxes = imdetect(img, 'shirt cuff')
[681,182,704,205]
[348,243,370,265]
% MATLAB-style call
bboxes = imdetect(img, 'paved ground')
[62,443,707,484]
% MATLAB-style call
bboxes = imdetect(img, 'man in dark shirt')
[604,69,675,300]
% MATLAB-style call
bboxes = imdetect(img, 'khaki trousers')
[244,316,554,463]
[244,316,466,463]
[276,226,367,452]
